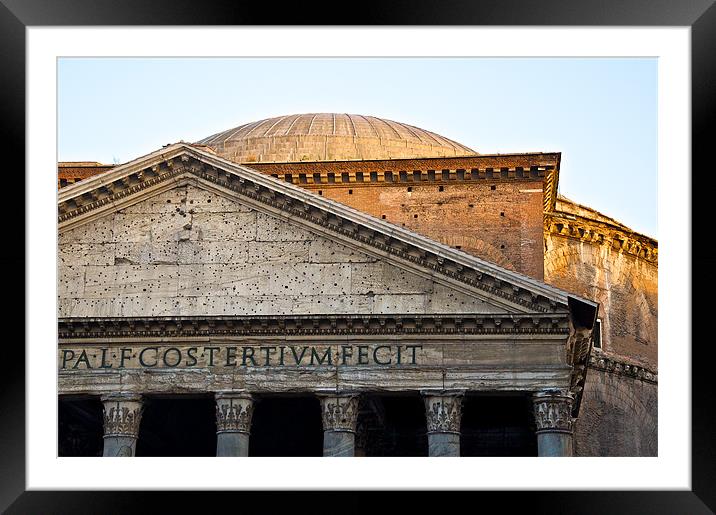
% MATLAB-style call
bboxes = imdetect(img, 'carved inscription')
[59,344,424,370]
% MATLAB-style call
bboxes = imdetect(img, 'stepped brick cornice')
[588,352,658,384]
[545,211,658,264]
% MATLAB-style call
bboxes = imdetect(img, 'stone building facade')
[57,113,656,457]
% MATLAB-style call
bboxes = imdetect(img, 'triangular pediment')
[58,143,594,317]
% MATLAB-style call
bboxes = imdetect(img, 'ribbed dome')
[196,113,476,163]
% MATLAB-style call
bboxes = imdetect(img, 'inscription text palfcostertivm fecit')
[59,344,424,370]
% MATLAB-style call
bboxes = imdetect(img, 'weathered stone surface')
[309,238,376,264]
[59,217,114,244]
[58,335,572,395]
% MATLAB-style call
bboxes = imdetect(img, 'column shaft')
[428,432,461,457]
[217,433,250,457]
[323,431,356,457]
[536,432,573,457]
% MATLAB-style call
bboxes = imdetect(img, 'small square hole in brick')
[491,185,496,190]
[348,189,353,195]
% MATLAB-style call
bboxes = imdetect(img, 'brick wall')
[574,367,657,456]
[311,180,545,280]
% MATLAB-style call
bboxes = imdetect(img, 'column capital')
[101,393,144,438]
[215,391,254,434]
[532,388,575,434]
[318,393,360,433]
[422,390,465,434]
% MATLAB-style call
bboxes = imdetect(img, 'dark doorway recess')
[461,394,537,457]
[363,394,428,457]
[249,396,323,457]
[58,396,103,457]
[135,396,216,457]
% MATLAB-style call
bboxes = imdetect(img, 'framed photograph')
[4,1,712,512]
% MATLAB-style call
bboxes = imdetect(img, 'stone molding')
[319,394,360,433]
[57,144,584,314]
[101,393,143,438]
[58,314,571,339]
[545,212,658,265]
[588,353,658,384]
[215,392,254,434]
[532,389,575,434]
[422,391,464,434]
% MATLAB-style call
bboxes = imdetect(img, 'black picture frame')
[2,1,713,513]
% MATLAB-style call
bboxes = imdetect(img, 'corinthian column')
[422,391,464,457]
[532,389,575,457]
[215,392,254,457]
[101,393,143,457]
[319,393,360,457]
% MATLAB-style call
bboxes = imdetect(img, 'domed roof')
[196,113,476,163]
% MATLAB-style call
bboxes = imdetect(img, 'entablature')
[58,313,572,340]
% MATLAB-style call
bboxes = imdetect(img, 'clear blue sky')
[58,58,657,237]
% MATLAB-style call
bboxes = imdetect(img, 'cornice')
[248,157,556,182]
[57,314,571,339]
[588,352,658,384]
[58,145,588,314]
[545,211,658,264]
